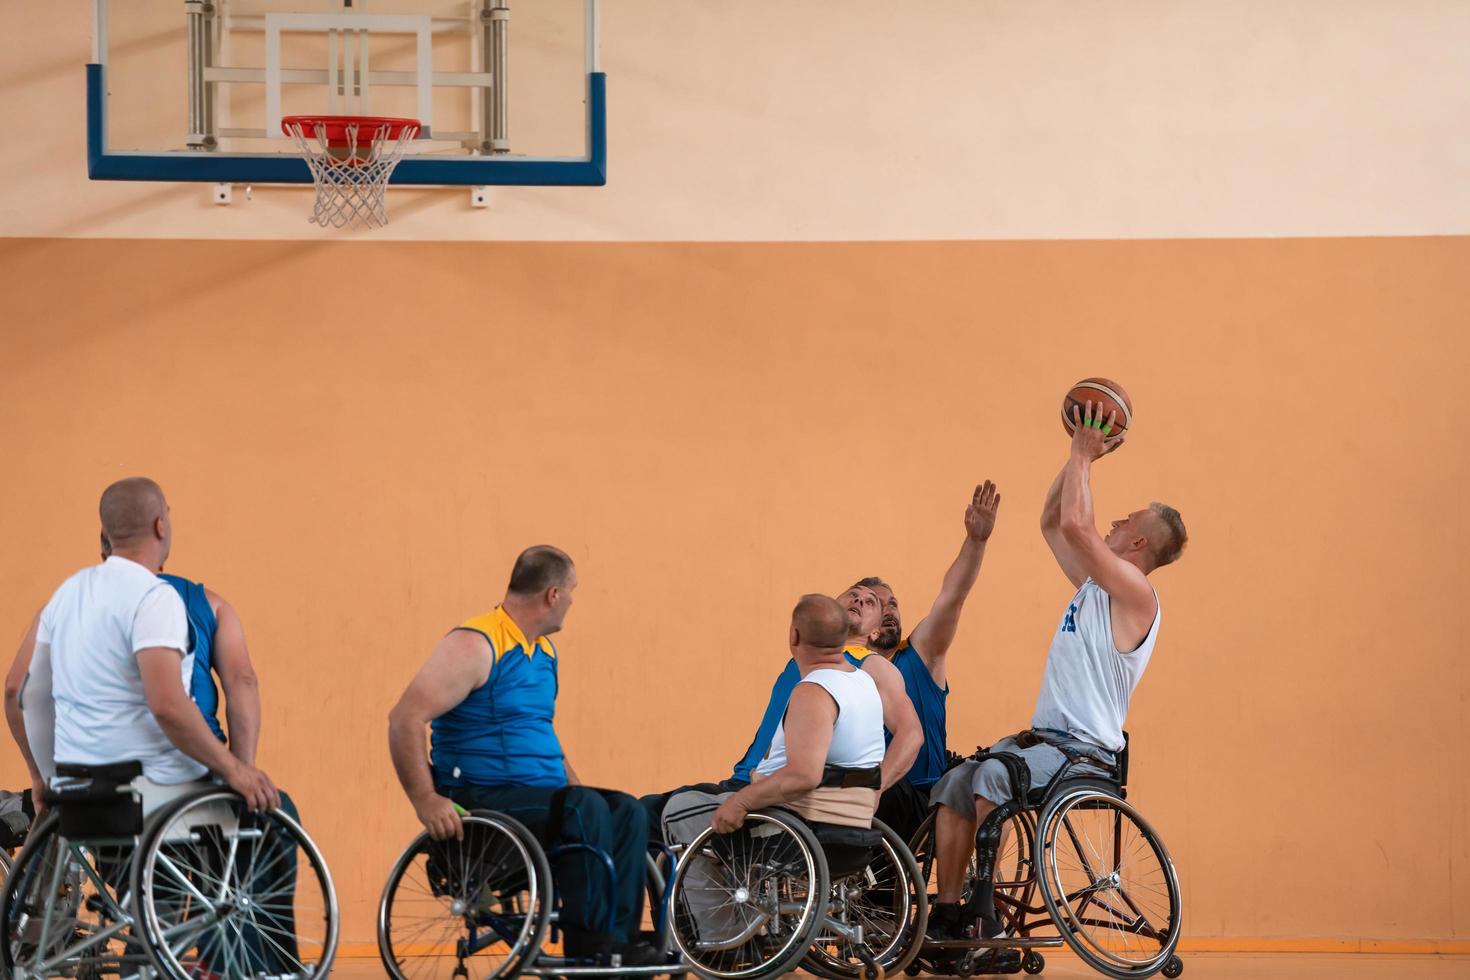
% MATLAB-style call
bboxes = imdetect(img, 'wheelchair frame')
[377,808,692,980]
[0,784,340,980]
[907,735,1184,980]
[667,810,928,980]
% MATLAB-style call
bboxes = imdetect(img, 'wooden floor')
[330,951,1470,978]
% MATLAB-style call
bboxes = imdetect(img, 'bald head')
[791,594,849,655]
[99,478,168,552]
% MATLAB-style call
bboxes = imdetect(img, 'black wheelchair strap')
[818,765,881,789]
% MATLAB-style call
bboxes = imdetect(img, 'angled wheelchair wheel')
[670,809,829,979]
[803,819,927,979]
[132,788,340,980]
[0,812,142,980]
[379,810,551,980]
[1035,786,1182,979]
[909,807,1034,931]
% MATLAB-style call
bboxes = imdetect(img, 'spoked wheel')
[0,813,142,980]
[803,819,927,979]
[132,788,340,980]
[909,807,1035,933]
[1035,788,1182,979]
[670,809,829,979]
[379,810,551,980]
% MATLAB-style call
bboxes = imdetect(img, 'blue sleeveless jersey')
[159,574,225,741]
[889,642,949,787]
[730,645,872,784]
[432,607,566,789]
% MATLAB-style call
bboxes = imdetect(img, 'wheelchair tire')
[670,808,829,979]
[801,819,927,980]
[132,787,340,980]
[0,812,139,980]
[379,809,551,980]
[908,807,1035,934]
[1034,786,1182,979]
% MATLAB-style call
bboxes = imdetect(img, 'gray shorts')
[929,735,1110,818]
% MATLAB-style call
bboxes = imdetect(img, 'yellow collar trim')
[489,606,554,658]
[844,643,874,661]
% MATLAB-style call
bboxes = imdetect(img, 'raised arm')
[862,655,921,792]
[905,481,1001,685]
[1058,403,1157,635]
[712,684,837,833]
[1040,465,1091,588]
[205,590,261,766]
[387,629,494,840]
[4,612,46,809]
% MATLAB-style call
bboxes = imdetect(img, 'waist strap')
[818,765,881,789]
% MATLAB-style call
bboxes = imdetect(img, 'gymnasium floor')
[327,953,1470,978]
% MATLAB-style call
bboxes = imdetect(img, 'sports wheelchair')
[667,809,928,980]
[0,763,340,980]
[906,735,1183,980]
[377,807,691,979]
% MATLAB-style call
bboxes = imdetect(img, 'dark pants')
[875,777,933,846]
[638,778,748,844]
[445,784,647,951]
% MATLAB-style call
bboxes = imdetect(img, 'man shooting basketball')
[927,402,1187,941]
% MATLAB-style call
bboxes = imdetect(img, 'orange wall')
[0,236,1467,949]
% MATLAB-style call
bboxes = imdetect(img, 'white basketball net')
[284,119,420,229]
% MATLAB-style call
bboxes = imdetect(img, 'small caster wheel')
[1161,955,1184,978]
[1022,951,1045,974]
[904,966,922,977]
[860,962,885,980]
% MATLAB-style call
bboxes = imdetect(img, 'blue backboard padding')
[86,64,606,186]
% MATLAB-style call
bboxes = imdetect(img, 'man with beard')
[859,479,1002,842]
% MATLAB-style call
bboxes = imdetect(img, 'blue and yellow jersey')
[730,644,873,784]
[887,640,949,787]
[431,606,566,789]
[158,574,226,742]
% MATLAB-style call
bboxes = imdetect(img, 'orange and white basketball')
[1061,377,1133,436]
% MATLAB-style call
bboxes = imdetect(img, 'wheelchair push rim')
[802,818,927,980]
[379,810,551,980]
[132,787,340,980]
[1035,788,1182,978]
[670,809,829,980]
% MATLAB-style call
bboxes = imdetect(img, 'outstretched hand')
[964,480,1001,541]
[1070,401,1125,462]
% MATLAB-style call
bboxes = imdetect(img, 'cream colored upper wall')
[2,0,1469,241]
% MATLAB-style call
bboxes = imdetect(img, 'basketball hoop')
[281,115,420,228]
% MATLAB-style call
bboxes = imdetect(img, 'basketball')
[1061,377,1133,437]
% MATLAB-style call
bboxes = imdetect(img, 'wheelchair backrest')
[51,761,144,839]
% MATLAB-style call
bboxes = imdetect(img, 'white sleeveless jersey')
[755,666,885,777]
[1030,578,1160,753]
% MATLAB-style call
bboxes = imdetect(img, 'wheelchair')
[377,807,691,979]
[0,763,340,980]
[666,809,928,980]
[906,735,1183,980]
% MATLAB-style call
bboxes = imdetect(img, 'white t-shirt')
[755,667,885,777]
[34,556,207,784]
[1031,578,1160,754]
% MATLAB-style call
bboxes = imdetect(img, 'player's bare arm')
[862,654,921,792]
[1059,402,1157,650]
[388,629,494,840]
[4,611,46,809]
[712,684,837,833]
[206,589,262,766]
[906,480,1001,686]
